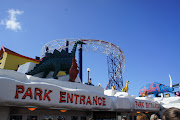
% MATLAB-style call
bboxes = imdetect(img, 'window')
[117,116,122,120]
[71,116,78,120]
[57,116,66,120]
[117,115,127,120]
[81,116,86,120]
[27,115,38,120]
[129,116,132,120]
[0,53,3,60]
[43,116,54,120]
[10,115,22,120]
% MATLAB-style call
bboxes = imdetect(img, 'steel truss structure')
[41,39,125,91]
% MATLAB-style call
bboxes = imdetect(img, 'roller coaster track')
[40,39,125,91]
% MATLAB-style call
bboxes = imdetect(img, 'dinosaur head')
[164,86,174,92]
[77,40,86,45]
[160,84,174,93]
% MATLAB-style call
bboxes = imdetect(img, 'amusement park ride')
[38,38,179,96]
[40,39,125,91]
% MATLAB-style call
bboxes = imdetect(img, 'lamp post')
[87,68,90,82]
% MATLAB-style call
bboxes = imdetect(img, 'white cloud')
[0,9,24,32]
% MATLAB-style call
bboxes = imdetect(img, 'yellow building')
[0,46,66,76]
[0,46,39,71]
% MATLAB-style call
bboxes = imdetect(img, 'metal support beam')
[66,40,69,52]
[79,44,83,83]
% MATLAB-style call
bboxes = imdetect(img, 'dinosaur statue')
[139,82,174,97]
[122,80,129,93]
[26,40,85,79]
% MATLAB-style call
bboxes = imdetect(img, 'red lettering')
[135,101,146,108]
[154,104,156,108]
[135,101,138,107]
[43,89,52,101]
[22,87,33,99]
[137,101,144,108]
[80,95,85,104]
[93,96,97,105]
[139,102,141,107]
[152,103,154,108]
[141,102,144,108]
[147,103,150,108]
[157,104,159,108]
[102,97,106,106]
[146,102,148,108]
[35,88,42,100]
[98,97,102,105]
[153,103,158,108]
[67,93,73,103]
[15,85,24,99]
[74,94,79,104]
[60,91,66,103]
[156,104,159,108]
[86,96,92,105]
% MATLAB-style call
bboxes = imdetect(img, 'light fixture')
[137,111,141,113]
[145,111,149,113]
[87,68,90,72]
[87,68,91,81]
[28,108,36,111]
[60,110,67,112]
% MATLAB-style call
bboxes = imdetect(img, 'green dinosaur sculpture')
[26,40,85,79]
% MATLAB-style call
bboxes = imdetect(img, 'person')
[150,114,159,120]
[122,117,127,120]
[162,107,180,120]
[136,113,148,120]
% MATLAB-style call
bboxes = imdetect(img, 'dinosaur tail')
[26,65,45,75]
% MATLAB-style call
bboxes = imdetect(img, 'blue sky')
[0,0,180,96]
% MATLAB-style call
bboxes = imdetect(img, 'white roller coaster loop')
[40,39,125,90]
